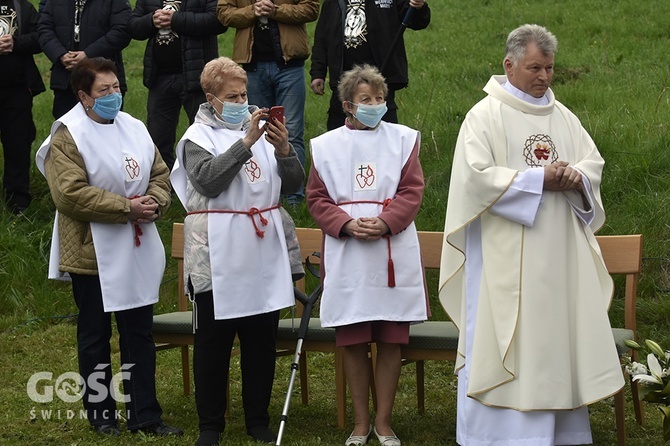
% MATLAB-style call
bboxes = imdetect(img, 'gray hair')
[337,64,388,107]
[504,24,558,65]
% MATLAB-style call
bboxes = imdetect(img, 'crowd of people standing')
[1,1,629,446]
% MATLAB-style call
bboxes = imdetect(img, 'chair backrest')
[173,224,642,334]
[595,234,643,333]
[295,227,323,294]
[171,222,187,311]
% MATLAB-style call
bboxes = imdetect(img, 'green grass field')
[1,0,670,444]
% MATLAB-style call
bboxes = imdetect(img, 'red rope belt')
[187,204,282,238]
[337,198,395,287]
[128,196,144,247]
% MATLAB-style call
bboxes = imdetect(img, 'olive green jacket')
[43,126,171,274]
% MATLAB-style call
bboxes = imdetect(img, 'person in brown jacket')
[217,0,319,207]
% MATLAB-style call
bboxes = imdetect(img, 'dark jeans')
[70,273,163,429]
[193,290,280,433]
[245,62,306,199]
[147,73,204,170]
[326,87,398,131]
[0,88,34,212]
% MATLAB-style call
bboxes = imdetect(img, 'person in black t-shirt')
[129,0,227,170]
[310,0,430,131]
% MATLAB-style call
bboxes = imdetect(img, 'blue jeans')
[245,62,306,199]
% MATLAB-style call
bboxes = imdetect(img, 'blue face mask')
[352,101,388,128]
[92,92,123,120]
[214,97,249,124]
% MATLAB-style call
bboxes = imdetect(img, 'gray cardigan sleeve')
[183,139,252,198]
[277,146,305,195]
[184,139,305,197]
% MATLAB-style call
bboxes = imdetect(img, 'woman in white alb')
[171,56,304,446]
[307,65,428,446]
[36,57,181,438]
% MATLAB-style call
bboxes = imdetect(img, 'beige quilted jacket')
[44,126,171,275]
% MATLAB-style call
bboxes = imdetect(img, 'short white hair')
[504,24,558,66]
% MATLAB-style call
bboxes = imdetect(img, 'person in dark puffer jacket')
[129,0,227,170]
[38,0,131,119]
[0,0,45,214]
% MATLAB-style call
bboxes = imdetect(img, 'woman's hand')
[242,108,269,149]
[343,217,390,241]
[128,196,159,223]
[265,115,290,157]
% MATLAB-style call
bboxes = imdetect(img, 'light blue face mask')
[352,101,388,128]
[92,92,123,120]
[214,97,249,124]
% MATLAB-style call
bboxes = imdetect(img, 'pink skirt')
[335,321,410,347]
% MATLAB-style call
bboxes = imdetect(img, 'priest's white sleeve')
[489,168,544,227]
[563,169,596,225]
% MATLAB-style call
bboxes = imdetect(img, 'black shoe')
[247,426,276,444]
[195,429,221,446]
[93,423,121,437]
[133,421,184,436]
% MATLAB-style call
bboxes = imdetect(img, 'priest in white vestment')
[438,24,624,446]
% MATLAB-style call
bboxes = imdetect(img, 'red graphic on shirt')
[124,157,141,179]
[534,143,551,160]
[244,159,262,182]
[356,164,375,188]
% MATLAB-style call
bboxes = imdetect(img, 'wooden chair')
[152,222,193,396]
[152,223,313,406]
[598,234,644,446]
[275,228,347,428]
[403,233,643,446]
[400,231,459,413]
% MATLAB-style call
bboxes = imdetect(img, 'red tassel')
[387,258,396,288]
[134,223,143,246]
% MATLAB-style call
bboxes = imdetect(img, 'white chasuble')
[310,122,428,327]
[172,124,294,320]
[439,76,623,444]
[36,106,164,312]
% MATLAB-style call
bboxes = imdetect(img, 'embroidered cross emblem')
[355,163,375,189]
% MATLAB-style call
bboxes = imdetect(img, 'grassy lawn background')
[1,0,669,444]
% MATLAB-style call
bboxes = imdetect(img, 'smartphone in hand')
[268,106,284,127]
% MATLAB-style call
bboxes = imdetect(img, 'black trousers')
[0,88,35,212]
[70,273,163,429]
[146,73,204,171]
[52,88,79,120]
[326,87,398,131]
[193,290,280,433]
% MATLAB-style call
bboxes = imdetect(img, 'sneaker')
[247,425,277,444]
[132,420,184,436]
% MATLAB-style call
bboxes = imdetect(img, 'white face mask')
[350,101,388,128]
